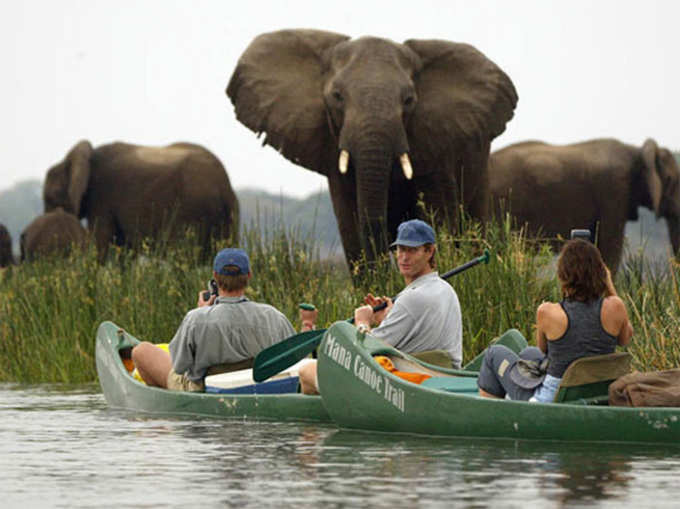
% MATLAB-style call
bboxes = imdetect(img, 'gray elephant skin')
[227,29,517,266]
[0,223,13,267]
[490,138,680,271]
[43,140,239,258]
[20,208,86,261]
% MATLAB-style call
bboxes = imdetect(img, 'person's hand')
[354,304,374,329]
[363,293,392,325]
[299,307,318,331]
[197,290,216,308]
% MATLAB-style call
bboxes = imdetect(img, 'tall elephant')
[227,29,517,266]
[489,138,680,272]
[0,223,13,267]
[43,140,239,258]
[20,208,87,261]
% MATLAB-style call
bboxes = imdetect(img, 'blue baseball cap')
[213,248,250,276]
[390,219,436,248]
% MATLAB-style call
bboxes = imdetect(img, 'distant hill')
[237,188,342,258]
[2,153,679,262]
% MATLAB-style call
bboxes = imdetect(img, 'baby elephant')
[21,208,87,262]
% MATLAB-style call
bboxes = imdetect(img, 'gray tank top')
[547,298,617,378]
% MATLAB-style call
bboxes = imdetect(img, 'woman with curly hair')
[478,239,633,402]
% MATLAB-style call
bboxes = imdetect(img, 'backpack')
[609,369,680,407]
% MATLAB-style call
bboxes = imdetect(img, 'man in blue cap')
[299,219,462,394]
[132,248,299,392]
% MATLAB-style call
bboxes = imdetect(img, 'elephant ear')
[404,39,518,161]
[641,138,662,216]
[226,29,350,175]
[65,140,93,216]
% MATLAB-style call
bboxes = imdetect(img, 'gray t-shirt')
[168,296,295,382]
[370,272,463,368]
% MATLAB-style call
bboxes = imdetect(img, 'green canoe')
[95,321,331,423]
[317,321,680,444]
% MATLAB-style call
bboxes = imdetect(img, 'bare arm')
[602,267,633,346]
[535,304,549,354]
[602,296,633,346]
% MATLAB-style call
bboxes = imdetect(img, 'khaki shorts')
[167,369,205,392]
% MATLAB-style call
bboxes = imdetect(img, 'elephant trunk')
[353,139,396,259]
[339,99,411,261]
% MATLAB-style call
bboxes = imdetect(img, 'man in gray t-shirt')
[132,248,297,392]
[299,219,463,394]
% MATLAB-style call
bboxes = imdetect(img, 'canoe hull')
[96,321,331,423]
[318,322,680,444]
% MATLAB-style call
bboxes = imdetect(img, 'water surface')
[2,384,679,508]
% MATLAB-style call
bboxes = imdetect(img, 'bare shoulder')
[537,301,564,321]
[601,295,632,343]
[601,295,627,316]
[537,301,568,340]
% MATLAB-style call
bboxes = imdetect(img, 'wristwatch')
[357,323,370,334]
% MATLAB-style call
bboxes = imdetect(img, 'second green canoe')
[317,321,680,444]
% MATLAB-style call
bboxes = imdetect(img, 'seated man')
[132,248,297,392]
[299,219,463,394]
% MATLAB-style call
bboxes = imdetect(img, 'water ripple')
[2,385,680,508]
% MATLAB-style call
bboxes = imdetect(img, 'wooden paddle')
[252,249,491,383]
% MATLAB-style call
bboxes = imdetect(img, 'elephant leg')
[412,171,459,231]
[90,215,116,261]
[328,172,360,267]
[460,143,491,224]
[596,220,626,273]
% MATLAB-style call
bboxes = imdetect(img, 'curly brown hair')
[557,239,607,301]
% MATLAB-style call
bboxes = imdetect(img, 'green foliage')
[1,217,680,383]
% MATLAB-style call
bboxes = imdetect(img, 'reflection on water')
[2,384,680,508]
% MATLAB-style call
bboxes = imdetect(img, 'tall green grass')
[0,219,678,383]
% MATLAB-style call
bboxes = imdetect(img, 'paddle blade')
[253,329,326,382]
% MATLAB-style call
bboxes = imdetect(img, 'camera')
[202,279,218,302]
[570,229,592,242]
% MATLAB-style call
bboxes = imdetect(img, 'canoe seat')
[206,358,254,376]
[410,350,452,368]
[554,352,632,404]
[464,329,529,372]
[421,376,480,394]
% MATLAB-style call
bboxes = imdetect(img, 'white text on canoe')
[323,334,405,413]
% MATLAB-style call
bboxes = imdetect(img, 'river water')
[2,384,680,508]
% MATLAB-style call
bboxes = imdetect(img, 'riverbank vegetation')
[0,218,679,383]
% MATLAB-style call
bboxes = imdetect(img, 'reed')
[0,219,678,383]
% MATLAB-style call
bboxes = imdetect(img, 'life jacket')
[374,356,432,385]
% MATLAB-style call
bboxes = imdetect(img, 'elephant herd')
[227,29,678,272]
[1,29,677,273]
[1,141,239,266]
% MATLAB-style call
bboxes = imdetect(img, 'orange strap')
[374,356,432,385]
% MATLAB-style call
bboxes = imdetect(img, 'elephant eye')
[403,95,416,110]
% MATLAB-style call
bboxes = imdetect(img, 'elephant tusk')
[400,153,413,180]
[339,150,349,174]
